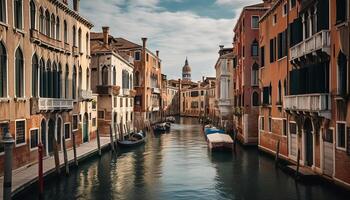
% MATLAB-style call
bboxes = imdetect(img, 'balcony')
[122,88,130,96]
[284,93,331,118]
[217,99,234,118]
[72,46,79,57]
[152,87,161,94]
[290,30,331,61]
[96,85,120,96]
[80,89,93,100]
[30,98,74,114]
[30,29,65,53]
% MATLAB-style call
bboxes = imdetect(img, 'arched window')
[65,64,69,98]
[252,91,259,106]
[78,28,82,52]
[269,83,272,104]
[86,68,90,90]
[102,66,108,85]
[72,26,76,46]
[30,0,36,29]
[56,17,60,40]
[46,60,52,98]
[72,65,77,99]
[39,7,44,33]
[15,48,24,97]
[78,66,82,92]
[64,20,68,43]
[338,51,347,96]
[0,42,7,97]
[252,62,259,86]
[45,10,50,36]
[39,58,45,97]
[52,62,57,98]
[86,33,89,55]
[122,70,128,89]
[135,71,140,86]
[32,54,38,97]
[58,63,62,98]
[14,0,22,29]
[113,67,116,85]
[51,14,55,39]
[251,39,259,56]
[129,74,132,89]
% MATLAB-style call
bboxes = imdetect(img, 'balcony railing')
[152,87,161,94]
[80,89,93,100]
[96,85,120,96]
[30,29,65,53]
[284,93,331,112]
[290,30,331,61]
[30,98,74,113]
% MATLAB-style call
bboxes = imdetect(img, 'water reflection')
[15,117,350,200]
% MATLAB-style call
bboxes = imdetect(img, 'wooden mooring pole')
[62,136,69,175]
[53,138,60,175]
[96,129,101,156]
[275,140,280,166]
[295,149,301,178]
[109,125,115,152]
[72,132,78,167]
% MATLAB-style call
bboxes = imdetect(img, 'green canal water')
[15,117,350,200]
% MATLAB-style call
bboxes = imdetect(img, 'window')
[72,115,78,130]
[191,101,198,108]
[98,111,105,119]
[278,30,287,59]
[277,80,282,104]
[86,68,90,90]
[337,122,346,149]
[122,70,129,89]
[78,28,82,52]
[92,118,96,127]
[30,129,39,149]
[86,33,89,54]
[0,123,9,153]
[252,63,259,86]
[282,119,287,136]
[30,1,35,29]
[45,10,50,36]
[135,51,141,61]
[252,92,259,106]
[102,66,108,85]
[0,0,6,23]
[39,7,44,32]
[113,67,116,85]
[15,48,24,97]
[146,53,149,62]
[251,16,259,29]
[64,123,70,139]
[15,120,25,145]
[120,98,123,107]
[268,116,272,133]
[64,20,68,43]
[336,0,347,24]
[65,64,69,98]
[32,54,38,97]
[242,46,245,58]
[51,14,55,38]
[289,122,297,135]
[273,14,277,26]
[338,51,347,96]
[260,46,265,67]
[0,42,7,97]
[14,0,22,29]
[72,26,76,46]
[283,3,287,16]
[270,38,276,63]
[56,17,60,40]
[78,66,82,92]
[290,0,296,8]
[72,65,76,99]
[260,116,264,131]
[251,39,259,56]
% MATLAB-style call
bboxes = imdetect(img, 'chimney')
[102,26,109,46]
[156,50,159,57]
[73,0,80,12]
[202,76,205,82]
[142,38,147,49]
[219,45,224,56]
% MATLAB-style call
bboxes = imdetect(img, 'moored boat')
[153,122,171,132]
[117,131,146,147]
[207,133,233,151]
[165,116,176,123]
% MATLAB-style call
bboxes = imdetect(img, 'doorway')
[83,113,89,143]
[304,118,313,167]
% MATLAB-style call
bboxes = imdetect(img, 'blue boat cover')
[204,128,225,135]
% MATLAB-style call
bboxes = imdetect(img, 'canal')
[16,117,350,200]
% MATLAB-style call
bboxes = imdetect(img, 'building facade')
[90,27,135,138]
[164,79,180,116]
[232,2,270,145]
[0,0,95,173]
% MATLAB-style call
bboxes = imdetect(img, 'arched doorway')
[83,113,89,143]
[56,117,62,150]
[48,119,55,155]
[304,118,313,167]
[40,119,47,153]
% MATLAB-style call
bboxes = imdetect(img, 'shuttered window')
[15,48,24,97]
[336,0,347,24]
[30,129,39,149]
[16,120,25,145]
[260,46,265,67]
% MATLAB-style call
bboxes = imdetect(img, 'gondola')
[165,116,176,123]
[153,122,171,132]
[117,131,146,147]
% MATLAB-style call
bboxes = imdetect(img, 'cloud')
[80,0,256,80]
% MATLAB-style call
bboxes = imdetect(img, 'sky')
[78,0,261,81]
